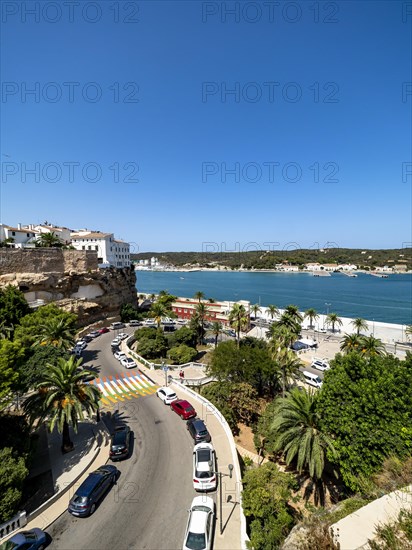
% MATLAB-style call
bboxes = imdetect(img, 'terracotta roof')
[2,224,37,233]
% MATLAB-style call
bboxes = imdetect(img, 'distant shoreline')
[134,267,411,275]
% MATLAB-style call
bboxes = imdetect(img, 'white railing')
[0,511,27,541]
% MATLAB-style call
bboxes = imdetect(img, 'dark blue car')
[5,528,47,549]
[67,465,118,517]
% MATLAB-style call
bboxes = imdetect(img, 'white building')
[70,230,130,268]
[25,224,72,245]
[0,223,38,247]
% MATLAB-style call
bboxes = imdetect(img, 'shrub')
[0,448,28,523]
[167,345,197,365]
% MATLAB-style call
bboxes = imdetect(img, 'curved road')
[48,329,201,549]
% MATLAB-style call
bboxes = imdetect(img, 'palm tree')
[325,313,342,333]
[340,333,363,354]
[360,335,386,357]
[0,237,15,248]
[266,304,279,320]
[150,301,170,329]
[273,312,301,340]
[194,302,208,344]
[250,303,261,320]
[351,317,368,336]
[32,317,76,351]
[304,308,319,329]
[228,304,248,347]
[284,304,303,323]
[271,345,302,397]
[268,324,296,348]
[211,321,222,347]
[36,231,63,248]
[23,356,101,453]
[194,291,205,303]
[270,387,337,486]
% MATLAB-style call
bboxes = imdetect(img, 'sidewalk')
[132,357,247,550]
[2,419,110,541]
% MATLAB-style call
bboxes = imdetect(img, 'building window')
[88,246,91,250]
[12,231,15,236]
[82,246,85,250]
[95,246,98,251]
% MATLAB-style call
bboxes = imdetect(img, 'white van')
[110,322,125,330]
[302,371,323,389]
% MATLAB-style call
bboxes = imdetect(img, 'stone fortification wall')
[0,249,137,327]
[0,248,98,275]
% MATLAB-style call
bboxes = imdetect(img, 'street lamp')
[208,462,234,535]
[323,302,331,330]
[161,359,168,386]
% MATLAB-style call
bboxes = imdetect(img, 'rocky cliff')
[0,249,137,326]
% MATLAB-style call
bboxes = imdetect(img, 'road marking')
[90,371,157,407]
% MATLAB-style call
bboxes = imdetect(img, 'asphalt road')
[48,328,207,550]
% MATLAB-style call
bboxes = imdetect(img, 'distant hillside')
[131,248,412,270]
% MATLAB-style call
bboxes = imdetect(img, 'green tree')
[0,286,30,339]
[167,344,197,364]
[229,303,249,347]
[36,231,63,247]
[360,335,386,357]
[0,340,23,411]
[251,303,261,320]
[193,302,208,344]
[340,333,364,354]
[14,304,77,351]
[270,345,302,398]
[325,312,343,333]
[317,352,412,492]
[20,345,69,392]
[284,304,303,323]
[304,308,319,329]
[242,462,297,550]
[167,326,197,348]
[32,316,76,350]
[194,291,205,303]
[149,301,170,329]
[200,382,238,432]
[136,333,168,359]
[211,321,223,347]
[270,388,337,494]
[266,304,279,320]
[120,303,140,322]
[23,356,101,453]
[0,448,28,522]
[351,317,368,335]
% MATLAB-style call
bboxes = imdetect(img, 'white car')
[193,443,217,492]
[314,328,327,334]
[183,496,215,550]
[156,386,178,405]
[311,359,330,371]
[118,333,128,340]
[121,357,136,369]
[75,340,87,350]
[111,338,121,347]
[114,351,127,362]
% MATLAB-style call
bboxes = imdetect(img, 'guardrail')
[0,512,27,541]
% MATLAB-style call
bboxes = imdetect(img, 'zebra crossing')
[89,370,157,407]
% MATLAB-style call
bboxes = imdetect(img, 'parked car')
[111,346,120,354]
[129,320,141,327]
[114,351,127,362]
[67,465,118,517]
[110,322,125,330]
[5,528,47,550]
[121,357,136,369]
[156,386,178,405]
[82,334,93,343]
[311,359,330,371]
[193,443,217,491]
[75,340,87,350]
[118,332,128,340]
[314,327,327,334]
[109,426,131,461]
[170,399,197,420]
[98,327,110,334]
[89,330,100,338]
[183,496,215,550]
[187,418,211,444]
[111,338,121,348]
[72,347,82,357]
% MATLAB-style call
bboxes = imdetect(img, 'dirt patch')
[234,423,257,454]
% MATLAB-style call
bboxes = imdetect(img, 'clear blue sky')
[1,0,411,252]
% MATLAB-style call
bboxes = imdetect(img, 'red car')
[170,399,197,420]
[98,327,110,334]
